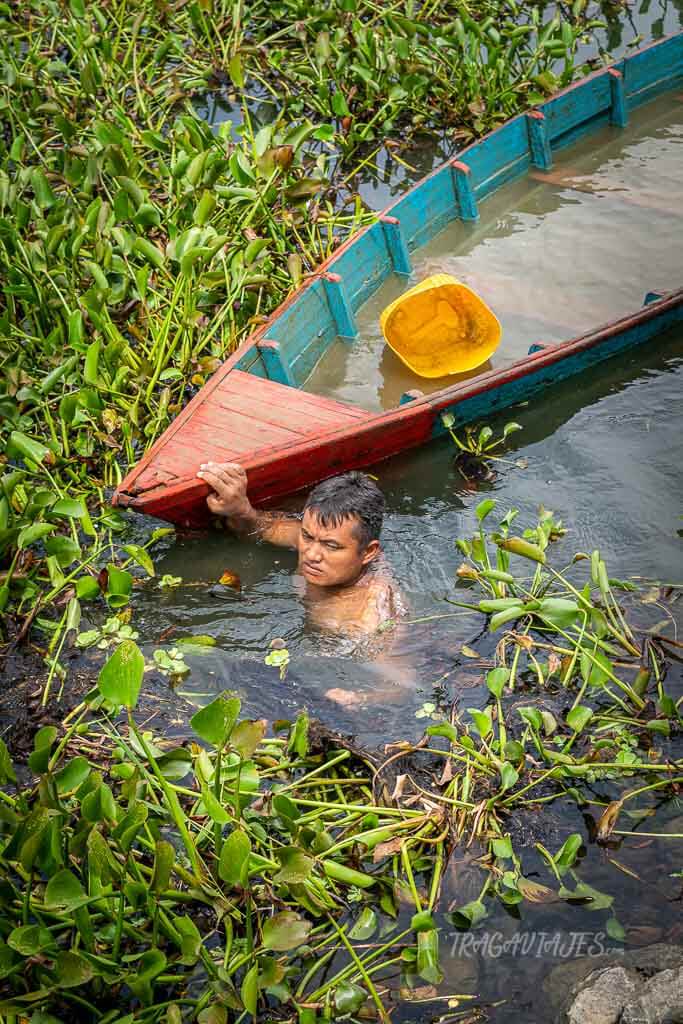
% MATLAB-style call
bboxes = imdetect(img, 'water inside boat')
[304,91,683,411]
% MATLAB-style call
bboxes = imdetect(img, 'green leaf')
[447,899,488,929]
[425,721,458,743]
[580,649,613,687]
[17,522,57,549]
[417,928,443,985]
[492,835,513,859]
[231,719,266,758]
[113,803,148,853]
[55,756,90,793]
[499,762,519,792]
[476,498,495,521]
[28,725,57,773]
[334,981,366,1014]
[7,925,56,956]
[191,693,241,746]
[123,544,155,576]
[105,564,133,608]
[288,711,309,757]
[467,708,492,738]
[566,705,593,733]
[98,640,145,708]
[241,962,259,1016]
[51,498,86,519]
[553,833,583,875]
[0,739,15,785]
[262,911,312,951]
[331,90,350,117]
[228,52,244,88]
[76,575,100,600]
[478,425,493,448]
[82,780,118,823]
[54,950,93,988]
[503,421,523,439]
[410,909,436,932]
[200,786,230,824]
[218,829,251,886]
[45,535,81,567]
[129,948,166,1003]
[486,666,510,698]
[342,906,376,941]
[44,869,86,910]
[151,840,175,893]
[535,598,581,630]
[272,793,300,821]
[174,915,202,965]
[176,634,216,648]
[274,846,314,884]
[518,706,543,731]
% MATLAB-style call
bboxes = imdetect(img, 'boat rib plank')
[220,370,368,420]
[214,389,361,430]
[191,408,306,446]
[129,369,371,494]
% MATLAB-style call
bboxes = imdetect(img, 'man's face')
[298,509,380,587]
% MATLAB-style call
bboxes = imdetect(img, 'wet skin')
[196,461,400,635]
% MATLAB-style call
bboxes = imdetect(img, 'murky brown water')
[304,93,683,411]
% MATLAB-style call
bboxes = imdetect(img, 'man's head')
[298,472,385,587]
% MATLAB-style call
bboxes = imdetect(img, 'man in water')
[196,462,405,645]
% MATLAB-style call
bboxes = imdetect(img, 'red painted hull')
[113,290,683,528]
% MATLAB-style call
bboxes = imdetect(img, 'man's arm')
[197,462,300,549]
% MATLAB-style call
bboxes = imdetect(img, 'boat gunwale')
[120,285,683,506]
[115,31,683,508]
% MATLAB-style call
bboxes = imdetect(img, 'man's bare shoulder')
[358,574,407,630]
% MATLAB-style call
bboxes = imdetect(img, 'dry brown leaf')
[460,644,480,659]
[373,837,405,863]
[517,877,558,903]
[399,985,438,1001]
[438,759,454,786]
[390,774,409,802]
[596,799,624,842]
[548,652,562,675]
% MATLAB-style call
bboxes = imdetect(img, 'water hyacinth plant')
[0,507,680,1018]
[1,0,605,665]
[0,644,457,1021]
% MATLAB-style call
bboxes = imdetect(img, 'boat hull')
[113,33,683,528]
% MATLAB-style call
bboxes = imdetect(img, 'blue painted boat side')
[234,346,268,378]
[429,306,683,439]
[466,117,530,194]
[544,71,612,146]
[391,164,456,251]
[625,33,683,99]
[231,34,682,397]
[326,220,391,311]
[263,278,334,371]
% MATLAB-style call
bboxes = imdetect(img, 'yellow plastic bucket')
[379,273,501,378]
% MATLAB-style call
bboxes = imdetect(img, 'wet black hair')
[303,472,385,549]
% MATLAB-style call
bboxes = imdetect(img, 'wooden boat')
[114,33,683,528]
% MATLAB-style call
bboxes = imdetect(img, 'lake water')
[131,78,683,1024]
[136,323,682,1021]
